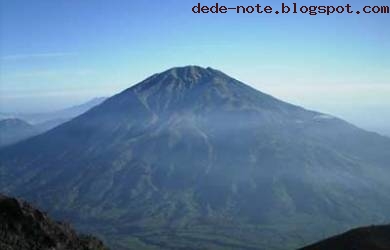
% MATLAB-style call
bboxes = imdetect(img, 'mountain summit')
[1,66,390,250]
[111,66,297,115]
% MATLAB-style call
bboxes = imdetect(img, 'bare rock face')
[0,193,109,250]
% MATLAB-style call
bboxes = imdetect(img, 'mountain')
[300,225,390,250]
[0,193,109,250]
[0,118,40,147]
[1,66,390,250]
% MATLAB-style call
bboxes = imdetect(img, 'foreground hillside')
[300,225,390,250]
[1,66,390,249]
[0,193,108,250]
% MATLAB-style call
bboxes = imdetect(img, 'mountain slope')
[0,193,108,250]
[0,118,39,147]
[300,225,390,250]
[1,66,390,249]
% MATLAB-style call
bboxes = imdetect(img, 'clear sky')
[0,0,389,134]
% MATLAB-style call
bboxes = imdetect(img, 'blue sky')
[0,0,389,134]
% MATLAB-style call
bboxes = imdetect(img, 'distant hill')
[1,66,390,249]
[300,225,390,250]
[0,193,108,250]
[0,118,39,147]
[0,113,13,120]
[16,97,108,126]
[0,97,107,146]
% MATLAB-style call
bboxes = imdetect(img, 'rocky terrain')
[0,193,108,250]
[300,225,390,250]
